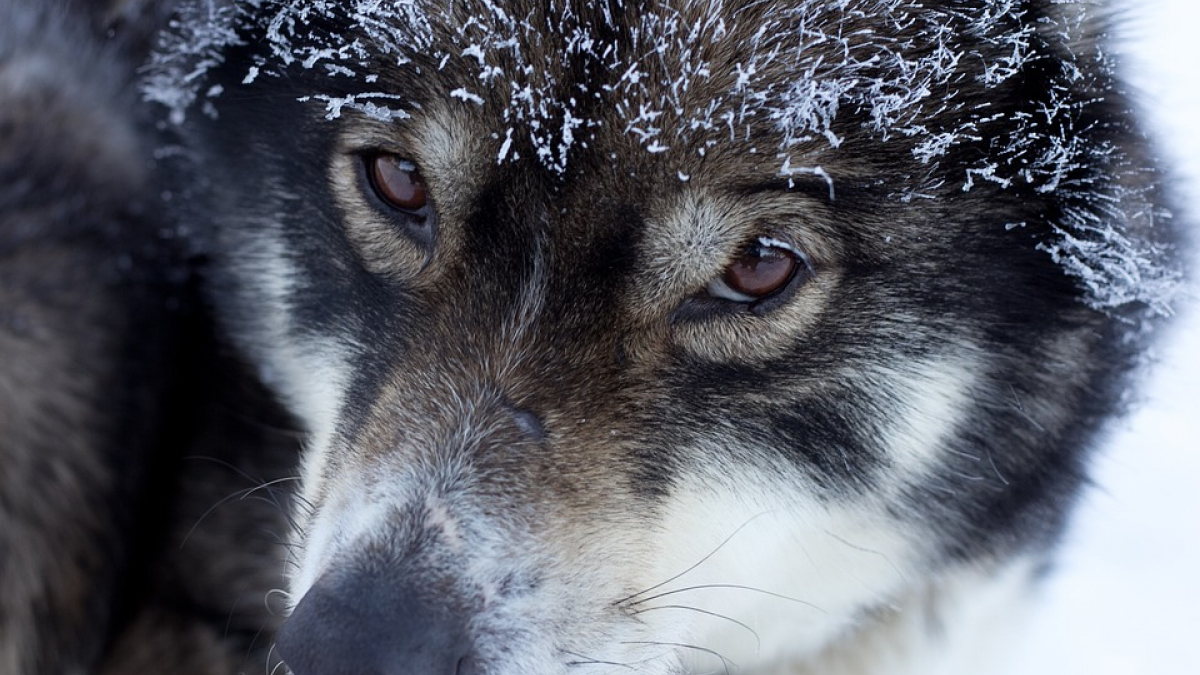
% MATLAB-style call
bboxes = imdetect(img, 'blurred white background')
[1013,1,1200,672]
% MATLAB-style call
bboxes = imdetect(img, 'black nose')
[277,569,475,675]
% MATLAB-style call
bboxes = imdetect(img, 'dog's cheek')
[610,350,985,668]
[627,456,924,670]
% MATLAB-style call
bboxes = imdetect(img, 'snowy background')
[1012,1,1200,672]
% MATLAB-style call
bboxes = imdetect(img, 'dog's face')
[166,1,1167,672]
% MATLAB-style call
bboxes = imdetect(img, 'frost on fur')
[142,0,1182,317]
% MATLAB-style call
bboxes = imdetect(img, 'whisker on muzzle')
[615,512,774,607]
[629,605,762,654]
[620,640,737,675]
[266,643,287,675]
[560,649,640,670]
[627,583,826,614]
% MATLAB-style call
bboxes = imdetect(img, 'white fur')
[230,227,356,573]
[236,230,352,447]
[633,457,915,671]
[795,558,1040,675]
[634,461,1035,674]
[867,355,978,474]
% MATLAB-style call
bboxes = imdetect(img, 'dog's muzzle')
[278,568,477,675]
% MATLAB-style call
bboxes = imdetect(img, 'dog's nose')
[277,570,474,675]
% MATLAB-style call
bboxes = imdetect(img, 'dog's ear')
[1029,2,1185,320]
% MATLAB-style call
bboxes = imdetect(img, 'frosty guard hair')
[144,0,1182,316]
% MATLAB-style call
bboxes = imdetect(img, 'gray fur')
[1,1,151,670]
[1,1,295,673]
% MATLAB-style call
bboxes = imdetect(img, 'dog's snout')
[277,571,474,675]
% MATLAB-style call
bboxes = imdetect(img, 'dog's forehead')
[329,0,967,178]
[145,0,1183,316]
[335,1,874,251]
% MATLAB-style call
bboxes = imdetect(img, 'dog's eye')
[368,154,428,211]
[672,239,813,323]
[706,240,809,303]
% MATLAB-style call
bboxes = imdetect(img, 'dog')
[142,1,1184,673]
[1,0,1184,673]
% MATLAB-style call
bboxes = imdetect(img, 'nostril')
[455,654,480,675]
[277,571,476,675]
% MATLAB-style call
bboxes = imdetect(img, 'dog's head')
[154,1,1178,673]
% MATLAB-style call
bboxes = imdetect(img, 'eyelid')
[755,237,816,279]
[374,154,417,173]
[705,276,755,302]
[754,236,811,265]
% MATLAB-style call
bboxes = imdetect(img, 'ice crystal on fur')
[142,0,1181,315]
[142,1,245,125]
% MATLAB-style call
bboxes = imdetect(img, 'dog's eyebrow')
[735,175,836,203]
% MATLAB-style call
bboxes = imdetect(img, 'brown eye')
[676,239,813,323]
[368,154,428,211]
[722,243,799,298]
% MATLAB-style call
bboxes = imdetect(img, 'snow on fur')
[141,0,1182,317]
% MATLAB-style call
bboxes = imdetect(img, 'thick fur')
[164,2,1179,674]
[0,1,1183,674]
[1,1,166,670]
[1,1,295,673]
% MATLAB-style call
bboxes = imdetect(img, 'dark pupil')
[372,155,427,210]
[724,246,796,297]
